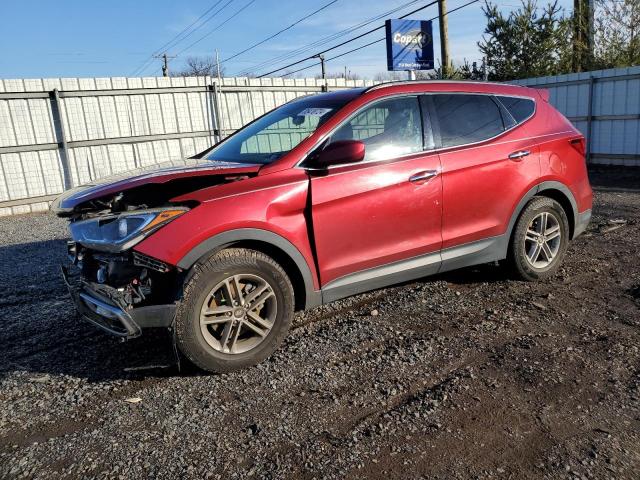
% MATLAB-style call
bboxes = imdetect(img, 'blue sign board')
[385,19,434,71]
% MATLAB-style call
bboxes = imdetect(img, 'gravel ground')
[1,170,639,479]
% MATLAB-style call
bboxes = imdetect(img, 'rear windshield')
[206,96,351,164]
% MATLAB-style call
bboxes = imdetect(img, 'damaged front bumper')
[61,264,176,339]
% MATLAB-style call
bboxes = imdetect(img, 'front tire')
[507,196,570,281]
[175,248,294,373]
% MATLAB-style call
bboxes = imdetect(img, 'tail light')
[569,137,586,157]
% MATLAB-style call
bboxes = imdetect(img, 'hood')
[52,158,261,215]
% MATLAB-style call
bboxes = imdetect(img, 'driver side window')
[330,96,423,162]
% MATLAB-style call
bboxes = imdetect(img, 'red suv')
[54,81,592,373]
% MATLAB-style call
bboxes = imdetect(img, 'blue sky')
[0,0,573,79]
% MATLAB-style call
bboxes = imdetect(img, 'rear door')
[428,93,540,249]
[308,95,443,291]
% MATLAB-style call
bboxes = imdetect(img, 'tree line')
[475,0,639,81]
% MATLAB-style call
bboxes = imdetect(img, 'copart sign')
[385,19,434,71]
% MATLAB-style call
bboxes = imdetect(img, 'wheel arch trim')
[176,228,321,310]
[508,180,578,240]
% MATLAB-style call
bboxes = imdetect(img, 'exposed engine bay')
[55,160,262,335]
[60,172,251,220]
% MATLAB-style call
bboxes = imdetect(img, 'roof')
[289,87,367,104]
[364,80,524,92]
[359,80,542,100]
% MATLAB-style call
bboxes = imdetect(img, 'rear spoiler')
[535,88,550,102]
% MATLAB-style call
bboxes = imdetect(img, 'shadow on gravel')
[589,166,640,191]
[0,238,194,383]
[629,285,640,307]
[0,239,67,283]
[0,238,511,383]
[0,324,186,383]
[433,262,511,286]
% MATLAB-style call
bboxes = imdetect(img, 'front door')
[308,95,443,297]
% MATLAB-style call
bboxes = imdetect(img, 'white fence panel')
[0,76,374,216]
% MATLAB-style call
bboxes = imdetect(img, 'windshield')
[206,96,350,164]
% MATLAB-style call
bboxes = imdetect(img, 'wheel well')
[536,188,575,238]
[221,240,307,311]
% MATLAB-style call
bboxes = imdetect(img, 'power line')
[131,55,162,78]
[150,1,227,58]
[237,0,422,75]
[130,0,235,76]
[219,0,340,65]
[131,0,226,76]
[257,0,441,78]
[278,0,480,78]
[157,0,235,56]
[235,0,426,76]
[280,38,385,77]
[174,0,258,57]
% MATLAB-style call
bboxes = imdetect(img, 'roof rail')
[363,79,521,92]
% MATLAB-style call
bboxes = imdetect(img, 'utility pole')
[315,54,327,91]
[438,0,451,78]
[213,49,225,141]
[154,53,176,77]
[215,49,222,81]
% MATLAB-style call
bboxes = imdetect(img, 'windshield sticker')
[297,107,333,117]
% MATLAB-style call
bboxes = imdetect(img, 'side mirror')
[313,140,365,168]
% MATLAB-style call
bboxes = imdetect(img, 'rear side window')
[496,96,535,123]
[432,94,505,147]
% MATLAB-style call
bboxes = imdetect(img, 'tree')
[453,60,488,80]
[426,59,487,79]
[174,56,225,77]
[478,0,572,80]
[572,0,592,71]
[593,0,640,68]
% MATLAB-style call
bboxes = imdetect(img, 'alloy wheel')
[199,274,277,354]
[524,211,562,268]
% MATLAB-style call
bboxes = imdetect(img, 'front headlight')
[70,208,187,252]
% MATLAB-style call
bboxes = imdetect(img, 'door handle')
[508,150,530,161]
[409,170,439,183]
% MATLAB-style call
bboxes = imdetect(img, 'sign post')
[385,19,434,79]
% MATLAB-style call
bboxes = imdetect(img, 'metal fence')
[0,76,375,216]
[3,68,636,216]
[513,65,640,167]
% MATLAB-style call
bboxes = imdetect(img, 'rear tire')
[175,248,294,373]
[507,196,570,281]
